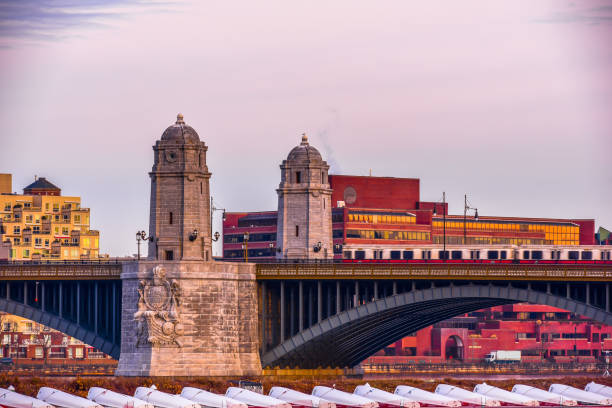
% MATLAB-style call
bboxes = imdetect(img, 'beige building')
[0,174,99,260]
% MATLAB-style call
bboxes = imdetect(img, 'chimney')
[0,174,12,194]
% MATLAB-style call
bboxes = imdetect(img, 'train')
[339,244,612,264]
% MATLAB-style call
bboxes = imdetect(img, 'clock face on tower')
[165,150,177,163]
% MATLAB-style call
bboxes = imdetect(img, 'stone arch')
[262,283,612,368]
[0,297,119,359]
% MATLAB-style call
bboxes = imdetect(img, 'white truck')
[484,350,521,363]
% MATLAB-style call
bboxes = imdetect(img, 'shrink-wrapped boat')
[394,386,460,408]
[511,385,576,406]
[37,388,102,408]
[268,387,335,408]
[180,388,247,408]
[353,384,419,408]
[87,387,153,408]
[312,387,378,408]
[548,384,612,405]
[435,384,500,407]
[585,382,612,399]
[473,384,538,407]
[134,387,200,408]
[0,388,54,408]
[225,388,290,408]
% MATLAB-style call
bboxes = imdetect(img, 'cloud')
[0,0,181,44]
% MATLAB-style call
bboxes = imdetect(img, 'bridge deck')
[256,262,612,281]
[0,261,122,280]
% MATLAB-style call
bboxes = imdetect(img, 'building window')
[35,238,42,246]
[13,226,20,234]
[165,250,174,261]
[74,214,81,223]
[169,212,173,225]
[25,215,33,223]
[53,203,59,212]
[295,171,301,183]
[295,225,299,237]
[23,249,30,258]
[62,227,69,235]
[24,202,31,208]
[33,226,40,233]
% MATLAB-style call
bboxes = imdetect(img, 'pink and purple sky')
[0,0,611,256]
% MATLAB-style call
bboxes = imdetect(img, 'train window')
[439,250,449,260]
[582,251,593,260]
[355,250,365,260]
[470,250,480,260]
[390,250,401,260]
[532,251,543,260]
[487,250,499,260]
[523,250,530,260]
[568,251,579,260]
[602,251,611,261]
[500,250,507,259]
[422,250,431,260]
[403,250,414,260]
[343,251,352,259]
[451,250,462,260]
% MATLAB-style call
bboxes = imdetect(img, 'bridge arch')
[262,283,612,368]
[0,297,119,359]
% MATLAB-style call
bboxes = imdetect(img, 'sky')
[0,0,611,257]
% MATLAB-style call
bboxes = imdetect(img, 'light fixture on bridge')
[313,241,322,252]
[212,231,221,242]
[189,229,198,241]
[135,230,153,260]
[464,194,479,244]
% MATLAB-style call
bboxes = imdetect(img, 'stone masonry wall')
[115,260,261,377]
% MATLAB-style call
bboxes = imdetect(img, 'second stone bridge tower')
[116,114,261,376]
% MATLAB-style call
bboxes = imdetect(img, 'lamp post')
[242,232,250,262]
[433,192,447,260]
[463,194,479,245]
[135,230,152,260]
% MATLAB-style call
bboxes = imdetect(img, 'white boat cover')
[224,388,290,408]
[548,384,612,405]
[180,387,247,408]
[312,387,378,408]
[585,382,612,399]
[0,388,54,408]
[134,387,200,408]
[87,388,153,408]
[394,386,460,408]
[268,387,335,408]
[435,384,500,407]
[37,387,103,408]
[473,384,538,407]
[511,385,577,406]
[354,384,419,408]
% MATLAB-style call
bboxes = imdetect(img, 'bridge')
[0,261,122,359]
[1,260,612,370]
[256,262,612,368]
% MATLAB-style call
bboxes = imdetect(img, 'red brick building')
[370,303,612,364]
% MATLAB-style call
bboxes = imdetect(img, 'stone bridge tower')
[276,134,333,259]
[116,114,261,377]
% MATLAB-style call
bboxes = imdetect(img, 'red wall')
[329,175,420,210]
[572,219,595,245]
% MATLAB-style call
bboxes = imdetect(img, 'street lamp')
[135,230,153,260]
[433,192,447,260]
[242,232,250,262]
[463,194,479,245]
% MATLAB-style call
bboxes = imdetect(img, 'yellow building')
[0,174,99,260]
